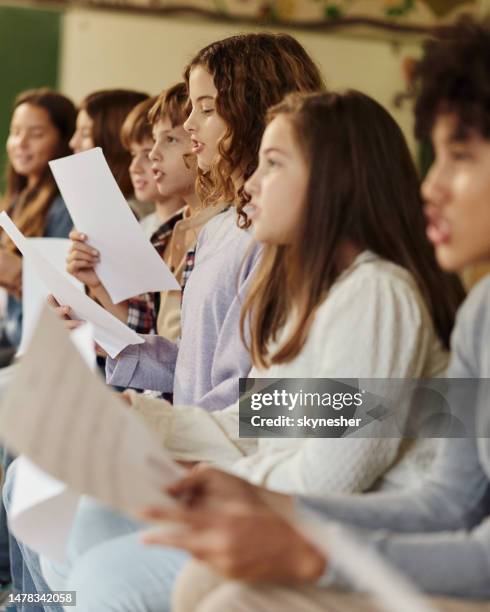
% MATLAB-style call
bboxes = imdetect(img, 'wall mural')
[28,0,479,33]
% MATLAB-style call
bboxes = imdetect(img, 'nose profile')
[183,109,195,133]
[69,132,79,153]
[149,141,161,163]
[421,161,446,209]
[244,169,259,198]
[129,156,141,174]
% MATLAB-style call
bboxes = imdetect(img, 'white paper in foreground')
[295,517,437,612]
[0,212,143,358]
[49,148,180,304]
[9,324,96,562]
[0,305,185,521]
[8,459,79,563]
[18,238,83,356]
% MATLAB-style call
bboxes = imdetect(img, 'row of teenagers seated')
[1,14,490,612]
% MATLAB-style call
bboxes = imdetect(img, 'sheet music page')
[0,304,185,516]
[49,148,180,304]
[18,238,83,356]
[0,212,143,358]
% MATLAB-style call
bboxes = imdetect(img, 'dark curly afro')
[414,16,490,140]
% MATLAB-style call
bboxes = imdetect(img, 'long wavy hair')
[1,88,76,251]
[184,33,325,227]
[241,91,465,367]
[80,89,148,198]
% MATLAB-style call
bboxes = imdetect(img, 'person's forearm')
[297,437,488,535]
[88,284,129,323]
[341,521,490,598]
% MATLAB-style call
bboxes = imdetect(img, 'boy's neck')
[154,197,185,223]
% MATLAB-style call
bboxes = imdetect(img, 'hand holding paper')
[49,148,180,303]
[0,304,185,515]
[0,212,143,358]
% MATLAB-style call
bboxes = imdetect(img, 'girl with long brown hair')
[123,90,463,496]
[0,88,76,350]
[120,90,465,612]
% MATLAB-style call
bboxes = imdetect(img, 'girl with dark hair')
[121,91,463,498]
[69,88,150,218]
[0,88,76,350]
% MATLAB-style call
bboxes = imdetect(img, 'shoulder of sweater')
[306,255,432,349]
[199,206,253,241]
[46,194,71,223]
[455,273,490,327]
[47,193,66,211]
[450,274,490,370]
[197,207,260,268]
[328,253,423,304]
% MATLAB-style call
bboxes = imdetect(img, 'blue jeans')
[42,498,189,612]
[3,457,47,612]
[0,446,13,585]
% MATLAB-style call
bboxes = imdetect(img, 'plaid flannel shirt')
[127,211,184,334]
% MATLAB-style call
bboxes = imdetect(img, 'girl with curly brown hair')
[105,33,325,413]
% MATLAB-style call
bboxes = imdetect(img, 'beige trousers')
[172,561,490,612]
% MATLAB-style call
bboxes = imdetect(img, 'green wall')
[0,4,61,191]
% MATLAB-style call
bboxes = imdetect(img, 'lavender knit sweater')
[106,207,262,411]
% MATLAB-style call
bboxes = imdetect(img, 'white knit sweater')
[132,251,448,496]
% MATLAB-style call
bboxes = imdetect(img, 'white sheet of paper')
[0,304,185,518]
[9,459,80,563]
[49,148,180,304]
[9,323,96,562]
[295,517,437,612]
[0,212,143,358]
[18,238,83,356]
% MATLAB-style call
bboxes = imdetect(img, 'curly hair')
[414,16,490,140]
[184,33,325,227]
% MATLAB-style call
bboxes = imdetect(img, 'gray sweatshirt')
[298,275,490,598]
[106,207,262,411]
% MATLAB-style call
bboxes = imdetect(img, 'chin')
[435,245,470,273]
[197,157,212,173]
[12,165,30,176]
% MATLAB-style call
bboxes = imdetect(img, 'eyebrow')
[195,95,215,103]
[262,147,289,156]
[11,124,46,129]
